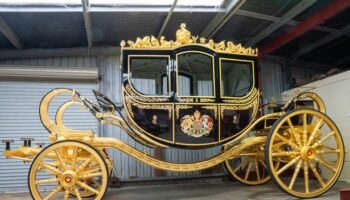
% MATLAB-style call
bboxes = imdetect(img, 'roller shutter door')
[0,69,99,192]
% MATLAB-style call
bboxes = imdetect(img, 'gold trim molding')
[120,23,258,57]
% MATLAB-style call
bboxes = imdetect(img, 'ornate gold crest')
[120,23,258,56]
[180,110,214,138]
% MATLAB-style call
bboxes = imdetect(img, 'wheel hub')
[61,170,77,188]
[300,146,316,160]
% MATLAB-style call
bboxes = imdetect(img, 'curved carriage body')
[2,24,345,200]
[121,44,259,148]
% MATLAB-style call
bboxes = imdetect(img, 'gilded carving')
[222,88,259,104]
[124,94,172,118]
[124,84,169,102]
[175,105,193,119]
[220,97,259,119]
[180,110,214,138]
[120,23,258,56]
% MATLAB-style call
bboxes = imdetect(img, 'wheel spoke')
[288,159,302,189]
[271,151,299,157]
[54,149,68,171]
[71,146,78,170]
[316,149,341,154]
[309,161,326,187]
[304,160,309,193]
[311,131,335,148]
[75,157,94,173]
[79,166,101,175]
[79,172,103,179]
[64,189,70,200]
[275,133,300,150]
[73,186,82,200]
[277,156,300,175]
[244,160,252,181]
[77,181,100,195]
[287,119,302,147]
[233,162,243,174]
[314,157,337,172]
[307,119,323,146]
[43,186,61,200]
[35,178,60,185]
[40,162,62,176]
[303,113,308,146]
[254,159,260,181]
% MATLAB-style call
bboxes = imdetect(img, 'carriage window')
[177,52,214,96]
[220,59,253,97]
[130,57,169,96]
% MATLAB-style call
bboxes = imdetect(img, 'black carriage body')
[121,45,259,148]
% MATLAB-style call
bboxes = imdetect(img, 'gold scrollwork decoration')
[178,97,194,103]
[202,105,218,119]
[120,23,258,57]
[220,98,259,119]
[124,84,169,102]
[124,93,172,118]
[200,98,216,103]
[176,105,193,119]
[222,88,259,104]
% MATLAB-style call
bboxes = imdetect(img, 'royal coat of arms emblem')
[180,110,214,137]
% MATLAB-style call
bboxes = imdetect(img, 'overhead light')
[89,0,225,7]
[0,0,81,4]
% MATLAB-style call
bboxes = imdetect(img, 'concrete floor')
[0,181,349,200]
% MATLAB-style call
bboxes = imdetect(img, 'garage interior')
[0,0,350,199]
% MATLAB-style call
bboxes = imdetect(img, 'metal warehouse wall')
[259,59,328,107]
[0,55,328,186]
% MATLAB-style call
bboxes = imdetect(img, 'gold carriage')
[3,24,345,199]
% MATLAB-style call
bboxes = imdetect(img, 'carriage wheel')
[69,149,112,198]
[29,140,108,200]
[265,109,345,198]
[224,142,279,185]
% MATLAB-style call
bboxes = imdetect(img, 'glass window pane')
[130,57,169,96]
[177,53,214,96]
[221,60,253,97]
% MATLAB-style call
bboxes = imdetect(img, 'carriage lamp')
[2,140,14,150]
[21,138,34,147]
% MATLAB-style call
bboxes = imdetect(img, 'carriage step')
[21,138,34,147]
[2,140,14,150]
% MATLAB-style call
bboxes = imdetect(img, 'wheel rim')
[266,109,344,198]
[29,141,108,200]
[225,143,277,185]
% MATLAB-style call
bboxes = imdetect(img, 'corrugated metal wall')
[259,59,328,106]
[0,55,329,191]
[0,56,100,192]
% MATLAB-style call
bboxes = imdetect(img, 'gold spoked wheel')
[224,142,272,185]
[265,109,345,198]
[28,140,109,200]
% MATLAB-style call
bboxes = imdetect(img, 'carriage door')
[174,51,219,146]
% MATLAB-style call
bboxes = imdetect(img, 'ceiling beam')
[200,0,243,38]
[235,9,350,37]
[157,0,178,39]
[0,16,22,49]
[0,6,226,13]
[260,0,350,57]
[246,0,317,47]
[81,0,93,48]
[293,24,350,59]
[0,47,120,59]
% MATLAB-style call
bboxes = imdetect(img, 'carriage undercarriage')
[2,24,345,199]
[3,88,345,199]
